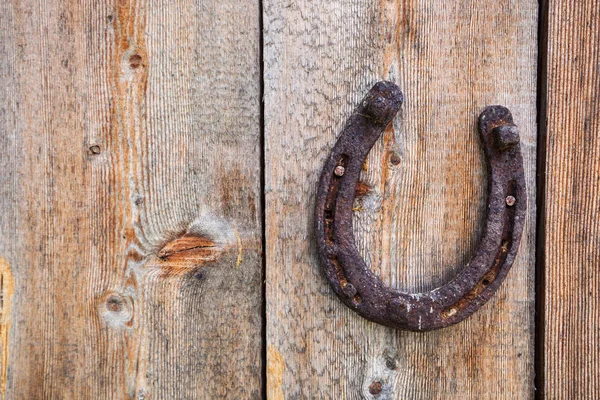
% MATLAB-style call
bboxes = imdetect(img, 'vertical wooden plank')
[264,0,537,398]
[0,0,262,398]
[543,1,600,397]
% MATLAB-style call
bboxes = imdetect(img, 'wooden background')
[0,0,262,398]
[264,0,537,398]
[0,0,597,399]
[542,1,600,398]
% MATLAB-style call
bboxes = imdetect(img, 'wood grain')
[0,0,262,398]
[264,0,537,398]
[543,1,600,397]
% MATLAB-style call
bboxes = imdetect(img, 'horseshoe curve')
[315,81,526,331]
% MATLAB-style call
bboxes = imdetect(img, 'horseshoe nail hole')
[442,307,457,318]
[325,245,337,259]
[330,258,350,291]
[342,283,357,297]
[324,209,333,220]
[352,294,362,305]
[482,279,490,286]
[338,154,349,167]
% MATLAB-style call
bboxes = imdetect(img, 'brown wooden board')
[0,0,262,398]
[543,1,600,397]
[264,0,537,398]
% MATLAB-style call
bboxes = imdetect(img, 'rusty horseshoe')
[315,81,526,331]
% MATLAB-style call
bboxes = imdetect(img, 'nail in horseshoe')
[315,81,526,331]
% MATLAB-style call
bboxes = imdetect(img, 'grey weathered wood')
[543,1,600,397]
[264,0,537,398]
[0,0,262,398]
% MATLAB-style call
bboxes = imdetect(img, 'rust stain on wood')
[0,258,14,400]
[355,182,372,197]
[267,345,285,400]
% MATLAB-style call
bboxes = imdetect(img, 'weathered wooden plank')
[264,0,537,398]
[0,0,262,398]
[543,1,600,397]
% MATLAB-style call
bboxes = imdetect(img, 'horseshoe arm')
[315,81,527,331]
